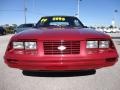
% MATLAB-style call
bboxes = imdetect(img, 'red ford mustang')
[4,16,119,71]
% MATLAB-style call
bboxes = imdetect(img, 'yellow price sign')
[55,17,59,20]
[41,18,48,23]
[52,17,56,21]
[52,17,65,21]
[58,17,62,20]
[61,18,65,21]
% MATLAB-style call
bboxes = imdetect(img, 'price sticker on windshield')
[52,17,65,21]
[41,18,48,23]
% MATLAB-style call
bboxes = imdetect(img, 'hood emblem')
[58,45,66,51]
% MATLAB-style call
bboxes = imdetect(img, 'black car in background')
[0,27,6,35]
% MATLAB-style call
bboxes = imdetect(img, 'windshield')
[18,24,34,28]
[36,16,84,28]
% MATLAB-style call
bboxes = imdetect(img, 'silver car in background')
[15,23,34,33]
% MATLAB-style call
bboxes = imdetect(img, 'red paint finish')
[4,16,119,71]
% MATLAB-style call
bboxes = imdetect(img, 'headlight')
[99,41,109,48]
[13,42,24,49]
[86,41,98,48]
[25,42,37,50]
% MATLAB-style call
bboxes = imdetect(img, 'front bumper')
[4,52,118,71]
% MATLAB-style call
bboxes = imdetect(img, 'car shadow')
[22,70,96,77]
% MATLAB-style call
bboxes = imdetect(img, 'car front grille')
[43,40,80,55]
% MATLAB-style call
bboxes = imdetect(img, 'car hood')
[12,28,111,40]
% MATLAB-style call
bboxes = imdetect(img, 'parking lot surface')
[0,34,120,90]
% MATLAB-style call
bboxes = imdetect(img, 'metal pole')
[114,10,118,27]
[24,0,27,24]
[77,0,80,18]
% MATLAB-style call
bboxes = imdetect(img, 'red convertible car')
[4,16,119,71]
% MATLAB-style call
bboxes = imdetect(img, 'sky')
[0,0,120,27]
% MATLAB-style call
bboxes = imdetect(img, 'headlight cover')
[86,41,98,48]
[13,42,24,49]
[13,41,37,50]
[99,41,109,48]
[25,42,37,50]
